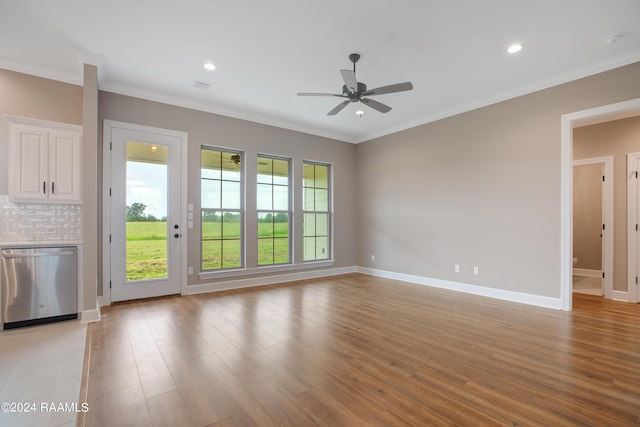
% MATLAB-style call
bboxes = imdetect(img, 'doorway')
[561,97,640,310]
[103,121,188,303]
[572,158,613,298]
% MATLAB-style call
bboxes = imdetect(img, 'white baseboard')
[184,266,357,295]
[611,290,631,302]
[80,307,100,323]
[573,268,601,278]
[91,265,631,313]
[356,267,563,310]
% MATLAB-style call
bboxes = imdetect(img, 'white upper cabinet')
[48,129,82,202]
[5,116,82,203]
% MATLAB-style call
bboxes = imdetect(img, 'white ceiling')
[1,0,639,143]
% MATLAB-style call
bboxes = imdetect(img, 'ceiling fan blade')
[340,69,358,94]
[297,92,344,97]
[327,100,350,116]
[361,97,392,113]
[361,82,413,97]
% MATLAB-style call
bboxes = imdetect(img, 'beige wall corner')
[82,64,99,313]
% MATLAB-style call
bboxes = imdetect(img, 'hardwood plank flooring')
[80,274,640,426]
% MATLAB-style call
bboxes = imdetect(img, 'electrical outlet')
[188,266,193,275]
[455,264,460,273]
[473,266,479,275]
[371,254,375,261]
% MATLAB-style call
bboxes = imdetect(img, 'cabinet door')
[10,126,49,201]
[49,130,82,202]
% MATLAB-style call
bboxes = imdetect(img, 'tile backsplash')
[0,195,83,243]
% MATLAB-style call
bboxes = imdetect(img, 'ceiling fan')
[297,53,413,116]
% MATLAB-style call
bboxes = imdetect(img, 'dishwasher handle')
[1,250,76,259]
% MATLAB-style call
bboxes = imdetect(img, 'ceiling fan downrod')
[349,53,360,73]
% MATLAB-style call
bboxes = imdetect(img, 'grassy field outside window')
[201,147,244,270]
[257,155,291,265]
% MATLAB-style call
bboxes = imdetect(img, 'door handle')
[174,233,180,239]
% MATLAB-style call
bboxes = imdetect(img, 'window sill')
[198,260,335,281]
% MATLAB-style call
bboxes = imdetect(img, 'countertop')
[0,241,83,248]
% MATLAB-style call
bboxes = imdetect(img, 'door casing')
[627,152,640,303]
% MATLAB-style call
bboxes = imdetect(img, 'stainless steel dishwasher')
[1,246,77,329]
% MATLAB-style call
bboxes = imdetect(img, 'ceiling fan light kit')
[297,53,414,116]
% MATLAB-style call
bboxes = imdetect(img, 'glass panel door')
[109,124,183,302]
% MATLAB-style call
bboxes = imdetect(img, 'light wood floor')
[80,274,640,426]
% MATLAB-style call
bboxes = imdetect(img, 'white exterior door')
[107,121,187,302]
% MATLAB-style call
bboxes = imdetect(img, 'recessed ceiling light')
[507,44,523,54]
[355,110,364,117]
[203,62,216,71]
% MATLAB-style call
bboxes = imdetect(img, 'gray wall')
[572,163,602,271]
[98,92,358,289]
[355,62,640,299]
[574,115,640,292]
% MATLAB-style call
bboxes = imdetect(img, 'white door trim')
[102,120,188,305]
[627,153,640,303]
[561,97,640,311]
[572,157,613,299]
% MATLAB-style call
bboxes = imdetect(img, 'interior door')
[636,157,640,303]
[109,125,183,302]
[631,154,640,303]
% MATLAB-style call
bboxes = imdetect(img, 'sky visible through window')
[127,161,167,218]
